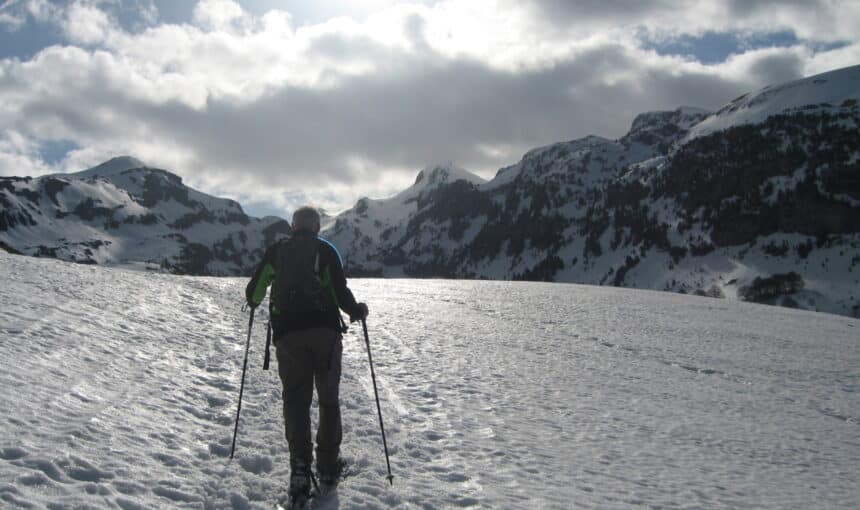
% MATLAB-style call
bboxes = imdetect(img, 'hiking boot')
[316,473,338,496]
[316,458,345,496]
[288,464,311,499]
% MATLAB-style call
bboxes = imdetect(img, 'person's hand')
[350,302,369,322]
[244,289,257,311]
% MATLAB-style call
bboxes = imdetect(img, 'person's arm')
[318,237,366,319]
[245,244,277,308]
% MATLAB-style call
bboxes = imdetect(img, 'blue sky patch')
[0,17,62,60]
[40,139,80,166]
[640,30,849,64]
[0,0,186,59]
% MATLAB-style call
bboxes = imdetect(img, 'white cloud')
[0,0,858,215]
[192,0,250,33]
[0,127,52,176]
[64,2,115,45]
[136,0,158,27]
[26,0,61,23]
[711,45,809,87]
[805,42,860,76]
[0,11,25,31]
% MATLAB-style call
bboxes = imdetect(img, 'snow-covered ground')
[0,252,858,509]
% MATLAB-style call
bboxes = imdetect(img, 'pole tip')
[387,475,394,486]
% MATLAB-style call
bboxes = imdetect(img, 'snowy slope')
[684,64,860,142]
[0,157,290,275]
[1,253,859,509]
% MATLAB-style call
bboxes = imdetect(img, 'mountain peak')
[0,155,286,275]
[413,162,486,188]
[628,107,711,136]
[71,156,147,179]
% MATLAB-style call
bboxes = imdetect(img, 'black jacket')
[246,231,360,335]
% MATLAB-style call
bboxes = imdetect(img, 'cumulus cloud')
[26,0,62,24]
[0,0,858,215]
[0,6,24,30]
[64,2,115,44]
[0,15,23,31]
[192,0,251,33]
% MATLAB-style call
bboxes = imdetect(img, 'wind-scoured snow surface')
[1,252,858,509]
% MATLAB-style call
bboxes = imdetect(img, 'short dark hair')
[292,206,321,232]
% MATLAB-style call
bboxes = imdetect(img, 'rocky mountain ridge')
[0,157,290,275]
[2,66,858,316]
[323,65,860,317]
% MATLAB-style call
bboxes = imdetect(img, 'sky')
[0,1,858,218]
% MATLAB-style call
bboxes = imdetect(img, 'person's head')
[292,206,321,234]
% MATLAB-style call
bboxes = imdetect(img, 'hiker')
[245,206,368,502]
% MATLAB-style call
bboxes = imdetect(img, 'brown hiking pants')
[275,327,343,475]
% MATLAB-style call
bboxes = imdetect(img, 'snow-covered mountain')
[324,162,487,276]
[2,252,858,509]
[683,66,860,142]
[3,67,858,316]
[323,65,860,317]
[0,156,290,275]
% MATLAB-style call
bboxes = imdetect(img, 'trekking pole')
[230,307,255,459]
[262,318,272,370]
[361,318,394,485]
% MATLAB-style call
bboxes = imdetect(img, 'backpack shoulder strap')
[313,244,321,274]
